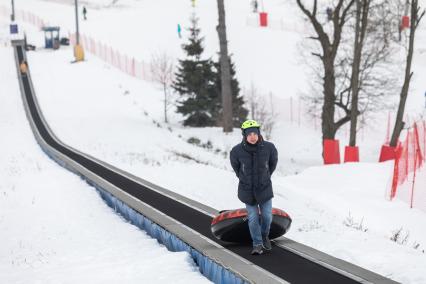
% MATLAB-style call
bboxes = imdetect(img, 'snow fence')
[390,120,426,210]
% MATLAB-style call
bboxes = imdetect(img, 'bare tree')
[150,52,175,123]
[334,0,401,135]
[216,0,233,132]
[296,0,356,142]
[297,0,401,154]
[261,93,278,140]
[245,83,278,139]
[390,0,425,146]
[246,82,259,120]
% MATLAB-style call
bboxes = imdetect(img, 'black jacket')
[230,137,278,205]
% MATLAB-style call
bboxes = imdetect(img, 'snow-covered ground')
[0,46,209,283]
[0,0,425,283]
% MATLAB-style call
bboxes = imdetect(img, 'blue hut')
[42,26,60,49]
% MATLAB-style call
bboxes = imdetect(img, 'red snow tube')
[211,208,292,243]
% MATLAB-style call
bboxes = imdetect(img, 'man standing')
[252,0,258,13]
[230,120,278,255]
[82,6,87,20]
[177,23,182,39]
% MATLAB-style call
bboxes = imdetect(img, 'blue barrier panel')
[95,187,247,284]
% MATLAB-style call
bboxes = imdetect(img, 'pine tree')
[213,57,248,127]
[173,14,217,127]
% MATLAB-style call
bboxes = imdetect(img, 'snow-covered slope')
[0,44,209,284]
[0,0,425,283]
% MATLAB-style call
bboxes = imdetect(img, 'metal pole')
[11,0,15,21]
[74,0,79,45]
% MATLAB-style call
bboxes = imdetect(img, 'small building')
[42,26,60,49]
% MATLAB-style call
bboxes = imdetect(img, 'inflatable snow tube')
[211,208,292,243]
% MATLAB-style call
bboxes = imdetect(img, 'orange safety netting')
[390,120,425,209]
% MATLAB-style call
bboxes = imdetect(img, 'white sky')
[0,0,425,283]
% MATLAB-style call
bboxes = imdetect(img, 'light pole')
[9,0,19,36]
[73,0,84,61]
[11,0,15,21]
[74,0,79,45]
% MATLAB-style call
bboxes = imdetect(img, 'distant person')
[82,6,87,20]
[230,120,278,255]
[177,24,182,39]
[191,0,196,7]
[326,7,333,21]
[252,0,258,13]
[20,60,28,76]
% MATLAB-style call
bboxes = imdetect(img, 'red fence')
[16,10,46,29]
[0,7,47,29]
[0,5,8,18]
[4,5,421,147]
[3,5,320,127]
[390,120,426,210]
[0,6,151,81]
[69,33,152,82]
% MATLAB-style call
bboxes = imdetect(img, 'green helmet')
[241,119,260,129]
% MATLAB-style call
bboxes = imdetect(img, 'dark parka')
[230,137,278,205]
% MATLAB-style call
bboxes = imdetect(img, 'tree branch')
[313,0,318,17]
[415,9,425,28]
[339,0,356,29]
[312,52,323,59]
[335,100,351,114]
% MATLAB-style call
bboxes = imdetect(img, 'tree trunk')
[349,0,369,146]
[163,83,168,123]
[390,0,423,147]
[296,0,355,161]
[217,0,233,132]
[322,56,337,141]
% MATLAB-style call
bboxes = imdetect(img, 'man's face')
[246,132,259,144]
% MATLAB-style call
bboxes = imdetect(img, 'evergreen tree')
[213,57,248,127]
[173,14,217,127]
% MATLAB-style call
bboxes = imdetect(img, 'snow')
[0,0,425,283]
[0,40,209,284]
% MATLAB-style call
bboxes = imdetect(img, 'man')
[252,0,258,13]
[82,6,87,20]
[230,120,278,255]
[177,23,182,39]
